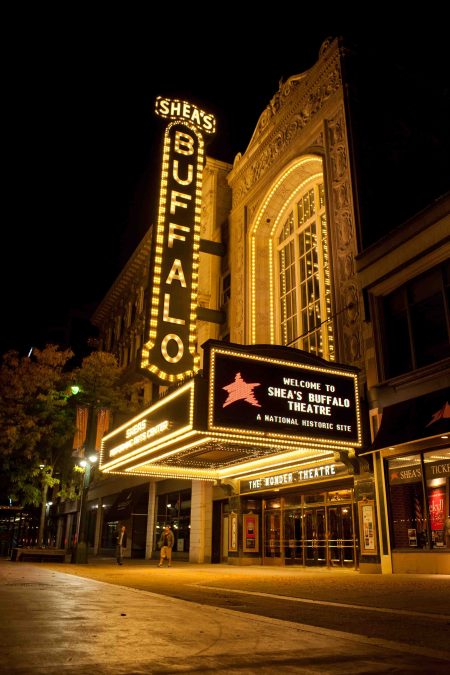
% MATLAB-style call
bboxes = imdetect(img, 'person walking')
[158,526,174,567]
[116,524,127,565]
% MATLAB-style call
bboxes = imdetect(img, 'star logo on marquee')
[222,372,261,408]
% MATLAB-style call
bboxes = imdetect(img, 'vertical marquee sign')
[141,97,216,383]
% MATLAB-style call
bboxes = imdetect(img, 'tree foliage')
[0,345,74,507]
[70,350,141,416]
[0,346,145,547]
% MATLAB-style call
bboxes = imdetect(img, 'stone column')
[189,480,213,563]
[145,481,157,560]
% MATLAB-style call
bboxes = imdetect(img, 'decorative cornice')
[229,39,342,207]
[245,72,309,151]
[92,229,152,326]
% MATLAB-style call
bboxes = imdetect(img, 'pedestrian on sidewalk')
[116,524,127,565]
[158,526,174,567]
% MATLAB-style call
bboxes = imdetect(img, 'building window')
[382,262,450,378]
[276,180,334,360]
[387,448,450,550]
[155,490,191,553]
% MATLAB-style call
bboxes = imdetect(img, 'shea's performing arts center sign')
[100,341,362,481]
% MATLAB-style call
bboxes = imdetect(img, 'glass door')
[305,507,326,566]
[341,505,354,567]
[263,503,282,562]
[283,509,303,564]
[327,505,355,567]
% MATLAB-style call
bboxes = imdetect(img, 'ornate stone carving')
[328,116,344,145]
[335,211,353,250]
[343,284,359,324]
[341,253,355,280]
[327,108,364,368]
[231,50,342,206]
[344,331,361,364]
[311,131,324,149]
[247,200,259,224]
[333,182,350,210]
[319,37,334,58]
[331,146,347,180]
[246,74,308,148]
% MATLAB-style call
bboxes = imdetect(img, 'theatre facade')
[100,340,370,568]
[87,37,449,573]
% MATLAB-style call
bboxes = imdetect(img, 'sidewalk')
[31,555,450,616]
[1,558,449,674]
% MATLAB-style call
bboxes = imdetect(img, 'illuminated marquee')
[100,382,195,472]
[141,97,216,383]
[208,345,362,447]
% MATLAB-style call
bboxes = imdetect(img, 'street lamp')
[71,454,97,564]
[71,403,98,564]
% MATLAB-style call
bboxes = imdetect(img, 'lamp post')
[71,404,98,564]
[45,501,53,546]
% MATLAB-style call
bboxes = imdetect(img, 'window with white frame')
[276,180,334,360]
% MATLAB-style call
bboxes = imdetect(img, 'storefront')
[370,389,450,574]
[0,506,39,556]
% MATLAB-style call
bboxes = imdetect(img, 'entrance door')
[305,508,326,566]
[263,509,282,562]
[283,509,303,564]
[327,505,355,567]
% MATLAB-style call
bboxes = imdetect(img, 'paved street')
[1,558,449,674]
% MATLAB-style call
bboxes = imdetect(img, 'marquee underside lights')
[140,97,216,384]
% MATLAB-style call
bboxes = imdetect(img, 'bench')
[11,548,66,562]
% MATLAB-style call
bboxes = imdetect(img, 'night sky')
[2,13,449,357]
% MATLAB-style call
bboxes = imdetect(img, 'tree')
[0,347,145,547]
[70,350,142,416]
[68,351,145,561]
[0,345,75,544]
[68,351,145,463]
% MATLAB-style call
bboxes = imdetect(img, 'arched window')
[276,179,335,360]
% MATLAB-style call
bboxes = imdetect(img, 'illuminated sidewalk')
[1,559,449,674]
